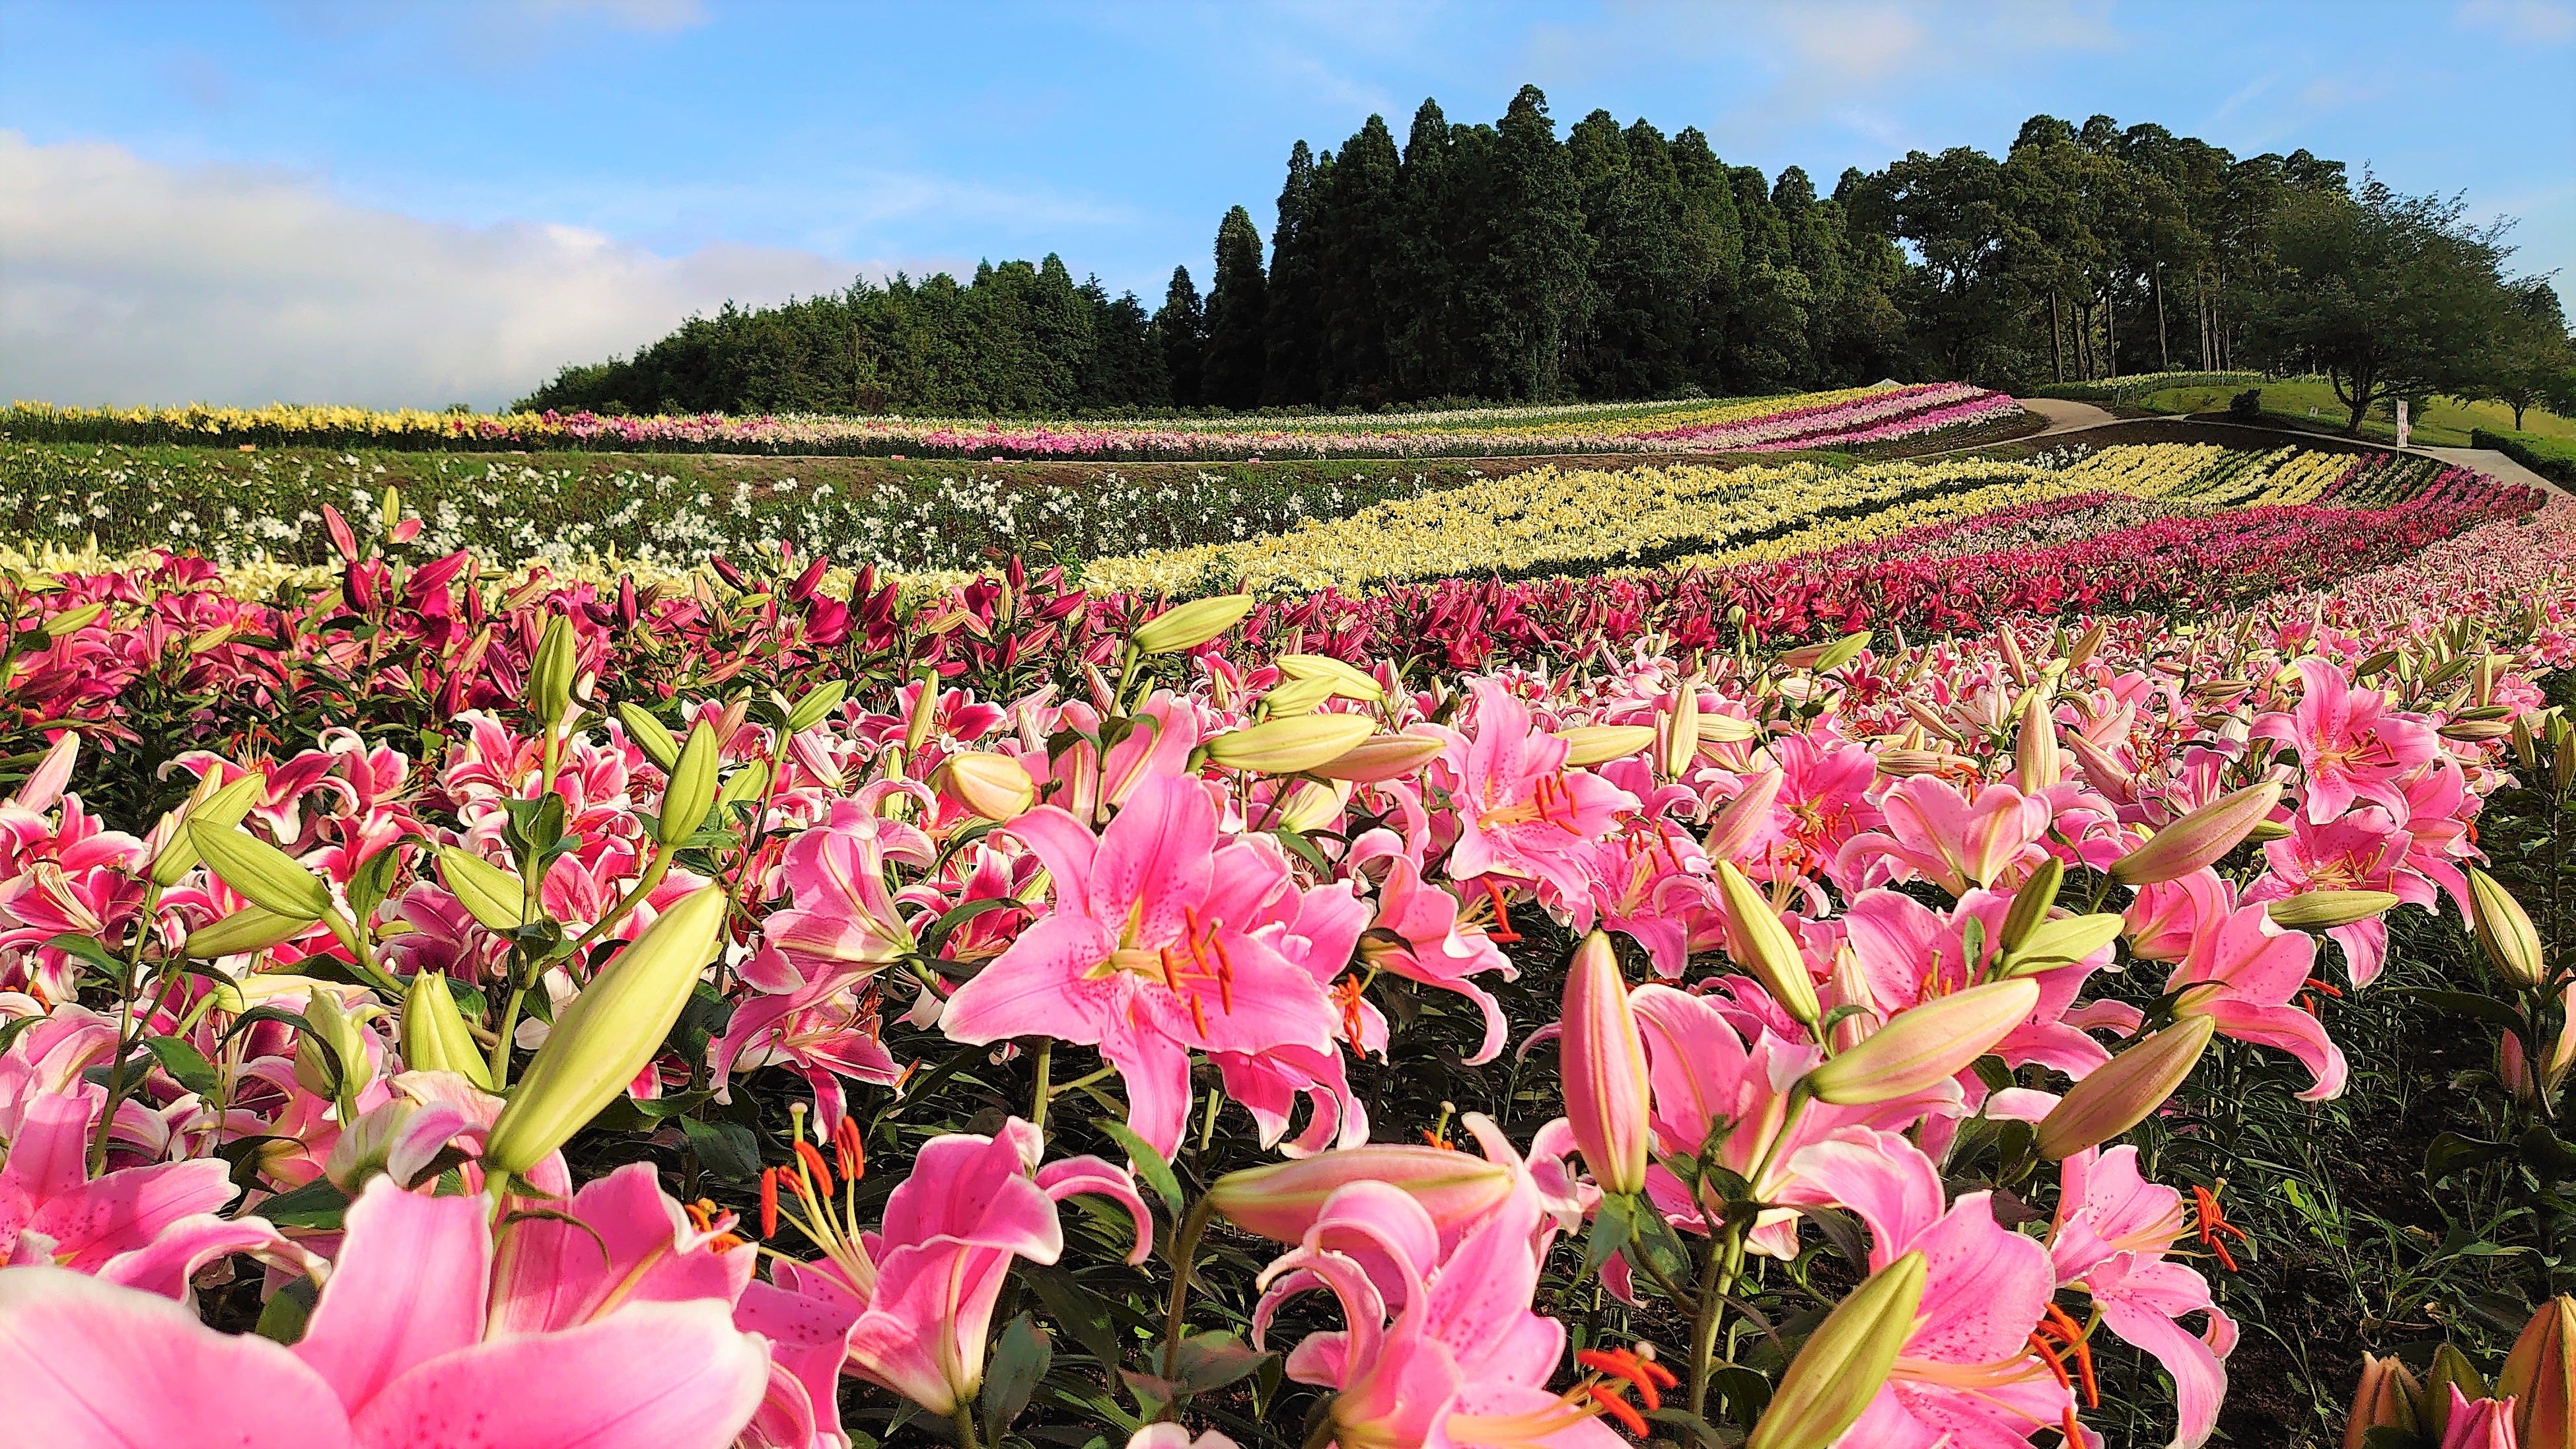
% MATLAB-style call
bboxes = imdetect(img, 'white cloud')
[0,131,870,410]
[2456,0,2576,43]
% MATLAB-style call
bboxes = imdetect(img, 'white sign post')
[2397,400,2410,448]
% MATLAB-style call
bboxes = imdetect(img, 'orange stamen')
[834,1115,866,1184]
[2192,1184,2248,1271]
[1481,878,1522,942]
[1584,1383,1648,1438]
[759,1167,779,1238]
[794,1139,834,1197]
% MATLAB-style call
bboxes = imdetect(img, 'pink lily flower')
[939,773,1342,1156]
[1437,679,1635,903]
[2252,657,2440,823]
[2242,808,2429,985]
[760,800,932,992]
[3,1082,309,1301]
[1252,1171,1629,1449]
[1349,828,1515,1063]
[2153,871,2348,1100]
[1781,1128,2081,1447]
[2047,1147,2238,1449]
[1838,775,2054,898]
[0,1174,770,1448]
[709,968,904,1127]
[1841,887,2117,1081]
[737,1116,1148,1425]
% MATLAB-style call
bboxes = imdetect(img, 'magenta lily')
[1838,775,2054,898]
[938,773,1343,1156]
[2149,870,2348,1100]
[0,1174,769,1448]
[2047,1147,2238,1449]
[2253,656,2441,823]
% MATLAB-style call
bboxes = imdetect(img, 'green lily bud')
[617,702,680,771]
[182,904,312,959]
[937,753,1037,822]
[2265,890,2400,930]
[1807,980,2039,1106]
[188,819,332,920]
[437,847,527,933]
[1997,857,2063,955]
[1715,859,1820,1026]
[1308,734,1446,783]
[1201,715,1376,775]
[1276,653,1383,703]
[1553,725,1659,767]
[786,679,847,732]
[659,719,721,847]
[482,884,730,1176]
[1662,675,1702,779]
[2427,1343,2487,1440]
[1746,1250,1926,1449]
[2001,913,2125,976]
[293,987,371,1102]
[1259,674,1340,719]
[400,970,493,1090]
[2470,866,2548,988]
[2344,1353,2425,1449]
[528,614,576,723]
[716,756,771,814]
[2015,690,2061,789]
[2500,1295,2576,1449]
[1131,594,1253,654]
[151,769,268,888]
[2035,1015,2216,1160]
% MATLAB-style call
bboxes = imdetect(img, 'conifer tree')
[1317,114,1402,404]
[1152,266,1207,407]
[1201,205,1271,410]
[1262,142,1326,406]
[1387,98,1458,400]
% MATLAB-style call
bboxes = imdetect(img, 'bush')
[2030,371,2262,405]
[2472,426,2576,485]
[2230,387,2264,419]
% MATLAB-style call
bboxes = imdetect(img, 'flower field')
[2,415,2575,1449]
[0,380,2022,461]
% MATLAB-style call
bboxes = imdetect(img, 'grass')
[2132,378,2574,448]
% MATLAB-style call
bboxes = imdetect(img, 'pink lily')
[1780,1127,2081,1448]
[1841,887,2118,1081]
[760,800,931,991]
[0,1174,770,1447]
[938,773,1342,1156]
[1252,1170,1629,1449]
[737,1116,1148,1425]
[2047,1147,2238,1449]
[2153,871,2348,1100]
[1438,679,1635,903]
[1838,775,2054,898]
[2242,808,2430,985]
[709,966,904,1127]
[1349,829,1516,1063]
[2252,656,2441,823]
[2442,1386,2521,1449]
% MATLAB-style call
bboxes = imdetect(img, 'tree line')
[516,86,2570,424]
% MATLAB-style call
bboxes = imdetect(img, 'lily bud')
[1554,725,1658,767]
[293,987,371,1102]
[2108,781,2284,886]
[2035,1015,2217,1160]
[2500,1296,2576,1449]
[42,600,106,637]
[2000,913,2124,976]
[1209,1133,1517,1244]
[528,614,577,723]
[1703,769,1784,866]
[400,971,493,1090]
[150,769,268,888]
[1715,860,1820,1026]
[2265,890,2401,930]
[1745,1250,1927,1449]
[2470,866,2548,988]
[939,753,1038,822]
[2345,1354,2425,1449]
[2068,619,2107,669]
[437,847,527,933]
[483,884,730,1177]
[1202,715,1375,775]
[659,719,720,847]
[182,903,312,959]
[188,820,332,920]
[1778,629,1871,674]
[1997,857,2064,954]
[2015,691,2061,790]
[1559,933,1652,1195]
[2427,1345,2488,1439]
[1277,653,1384,703]
[1806,979,2038,1105]
[1309,734,1445,783]
[1259,674,1340,719]
[1131,594,1254,654]
[1662,676,1702,779]
[717,757,771,814]
[1275,779,1347,833]
[616,702,680,771]
[785,679,847,732]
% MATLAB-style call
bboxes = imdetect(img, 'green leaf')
[1018,1263,1126,1374]
[1580,1193,1635,1283]
[2398,989,2532,1034]
[41,932,126,986]
[1170,1329,1268,1394]
[980,1312,1051,1442]
[1093,1117,1183,1217]
[2427,1131,2513,1182]
[678,1117,764,1182]
[137,1034,221,1096]
[919,896,1019,956]
[258,1176,351,1230]
[253,1279,316,1345]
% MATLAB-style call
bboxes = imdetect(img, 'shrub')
[2472,425,2576,485]
[2231,387,2265,419]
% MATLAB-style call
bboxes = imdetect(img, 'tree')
[2244,178,2519,434]
[2478,279,2574,430]
[1152,267,1206,407]
[1386,99,1460,399]
[1201,206,1271,410]
[1262,142,1326,406]
[1451,86,1592,400]
[1316,114,1403,404]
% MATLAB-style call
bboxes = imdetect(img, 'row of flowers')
[0,466,2566,1444]
[0,383,2015,461]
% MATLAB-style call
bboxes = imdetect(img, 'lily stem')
[1161,1195,1220,1392]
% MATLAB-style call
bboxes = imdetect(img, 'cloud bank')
[0,131,865,410]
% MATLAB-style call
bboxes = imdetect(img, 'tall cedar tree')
[1387,98,1460,399]
[1262,143,1326,406]
[1199,205,1271,410]
[1153,267,1207,407]
[1316,114,1404,405]
[1455,85,1593,400]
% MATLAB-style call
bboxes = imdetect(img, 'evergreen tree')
[1454,85,1592,399]
[1317,114,1403,404]
[1152,266,1207,407]
[1387,98,1459,400]
[1668,127,1746,392]
[1079,281,1169,409]
[1262,141,1326,405]
[1201,205,1271,410]
[1569,114,1699,398]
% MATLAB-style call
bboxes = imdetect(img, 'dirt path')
[2015,397,2120,434]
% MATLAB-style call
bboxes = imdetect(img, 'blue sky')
[2,0,2569,407]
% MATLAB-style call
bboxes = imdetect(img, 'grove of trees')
[515,88,2571,424]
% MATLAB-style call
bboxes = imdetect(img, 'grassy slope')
[2134,379,2574,448]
